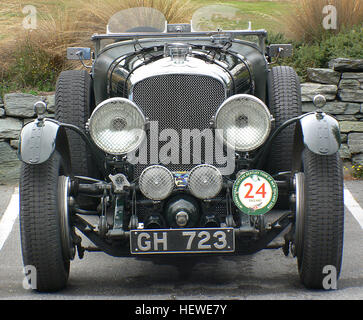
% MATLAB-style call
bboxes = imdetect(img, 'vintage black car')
[18,6,344,292]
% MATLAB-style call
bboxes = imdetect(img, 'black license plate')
[130,228,235,254]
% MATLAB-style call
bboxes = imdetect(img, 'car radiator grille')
[131,74,227,177]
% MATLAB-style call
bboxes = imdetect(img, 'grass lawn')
[192,0,293,34]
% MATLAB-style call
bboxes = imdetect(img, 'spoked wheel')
[20,151,75,292]
[58,175,76,262]
[294,149,344,289]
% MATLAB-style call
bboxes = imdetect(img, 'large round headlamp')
[89,98,146,155]
[215,94,272,152]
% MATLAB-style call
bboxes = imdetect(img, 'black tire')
[266,66,302,207]
[297,149,344,289]
[20,151,71,292]
[55,70,95,177]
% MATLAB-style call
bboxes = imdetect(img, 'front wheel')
[295,149,344,289]
[19,151,74,292]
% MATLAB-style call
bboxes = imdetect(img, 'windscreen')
[191,5,249,31]
[107,7,166,34]
[98,5,261,50]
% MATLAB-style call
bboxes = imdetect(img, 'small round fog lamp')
[188,164,223,200]
[139,166,175,201]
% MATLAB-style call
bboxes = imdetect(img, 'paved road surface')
[0,182,362,300]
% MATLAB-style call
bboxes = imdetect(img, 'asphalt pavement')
[0,181,362,300]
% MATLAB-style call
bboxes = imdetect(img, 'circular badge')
[232,170,278,216]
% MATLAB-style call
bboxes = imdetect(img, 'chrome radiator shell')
[108,54,252,176]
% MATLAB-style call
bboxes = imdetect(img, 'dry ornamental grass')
[0,0,197,93]
[287,0,363,42]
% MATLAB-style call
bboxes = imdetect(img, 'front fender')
[18,119,70,167]
[299,112,341,156]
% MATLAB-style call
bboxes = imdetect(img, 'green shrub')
[344,164,363,180]
[266,32,291,46]
[269,24,363,81]
[320,25,363,60]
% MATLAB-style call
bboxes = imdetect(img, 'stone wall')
[0,58,362,183]
[0,93,55,183]
[301,58,363,167]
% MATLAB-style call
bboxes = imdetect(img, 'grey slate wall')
[0,93,55,183]
[301,58,363,168]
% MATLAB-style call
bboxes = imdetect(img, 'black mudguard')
[299,113,341,156]
[18,119,71,169]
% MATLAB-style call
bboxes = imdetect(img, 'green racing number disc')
[232,170,278,216]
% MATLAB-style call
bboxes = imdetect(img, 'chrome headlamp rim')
[214,94,272,152]
[89,97,146,155]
